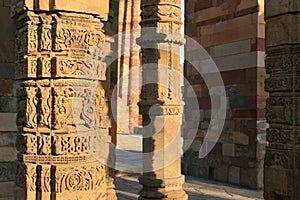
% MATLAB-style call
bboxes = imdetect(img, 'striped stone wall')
[117,0,142,134]
[183,0,268,189]
[0,0,18,199]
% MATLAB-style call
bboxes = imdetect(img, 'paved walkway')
[115,175,263,200]
[115,134,263,200]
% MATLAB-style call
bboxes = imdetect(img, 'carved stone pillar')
[264,0,300,199]
[138,0,188,199]
[11,0,116,199]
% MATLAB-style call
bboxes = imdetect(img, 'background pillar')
[117,0,141,134]
[138,0,188,199]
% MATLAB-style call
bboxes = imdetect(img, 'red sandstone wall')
[117,0,141,134]
[183,0,267,189]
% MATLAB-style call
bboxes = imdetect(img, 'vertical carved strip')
[264,1,300,199]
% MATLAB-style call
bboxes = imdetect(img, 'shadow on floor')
[115,175,263,200]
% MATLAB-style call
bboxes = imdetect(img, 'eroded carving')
[266,97,292,124]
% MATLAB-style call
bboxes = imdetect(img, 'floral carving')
[55,164,106,193]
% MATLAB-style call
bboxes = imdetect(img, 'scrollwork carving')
[53,24,104,52]
[38,87,52,128]
[53,135,88,155]
[53,87,74,129]
[265,77,292,92]
[54,164,106,193]
[38,135,51,155]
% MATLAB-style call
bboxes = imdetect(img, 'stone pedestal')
[264,0,300,199]
[138,0,188,199]
[11,0,116,199]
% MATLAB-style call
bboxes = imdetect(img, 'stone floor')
[115,175,263,200]
[115,134,263,200]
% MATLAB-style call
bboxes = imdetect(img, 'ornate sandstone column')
[264,0,300,199]
[11,0,116,199]
[138,0,188,199]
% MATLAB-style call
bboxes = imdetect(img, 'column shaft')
[138,0,188,199]
[264,0,300,199]
[11,1,116,199]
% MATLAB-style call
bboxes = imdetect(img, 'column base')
[138,175,188,200]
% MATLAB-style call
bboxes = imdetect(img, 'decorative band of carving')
[140,1,182,29]
[17,133,111,156]
[19,154,95,165]
[139,105,183,115]
[54,163,106,193]
[15,162,107,195]
[16,81,110,131]
[266,45,300,75]
[265,77,293,92]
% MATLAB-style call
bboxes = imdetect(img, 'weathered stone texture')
[265,0,300,18]
[183,0,267,189]
[0,1,18,199]
[10,0,117,199]
[138,0,188,199]
[264,0,300,199]
[10,0,109,19]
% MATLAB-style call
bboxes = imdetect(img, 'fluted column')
[11,0,116,199]
[138,0,188,199]
[264,0,300,199]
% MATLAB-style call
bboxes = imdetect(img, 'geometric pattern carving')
[266,97,292,124]
[264,7,300,199]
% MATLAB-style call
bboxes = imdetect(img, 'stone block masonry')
[183,0,267,189]
[0,0,18,198]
